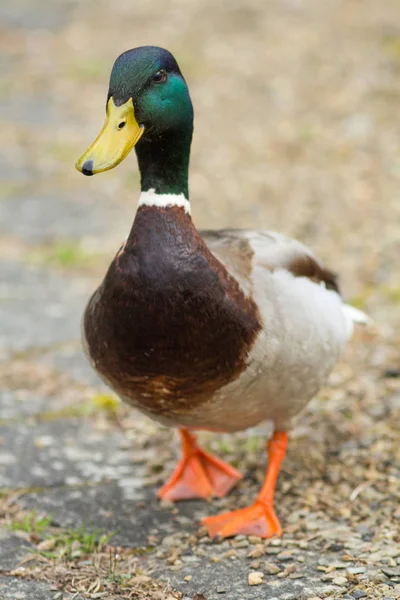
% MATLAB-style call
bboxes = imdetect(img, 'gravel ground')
[1,0,400,598]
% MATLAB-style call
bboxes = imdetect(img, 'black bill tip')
[82,159,94,176]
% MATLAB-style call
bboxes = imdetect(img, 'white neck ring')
[138,189,191,214]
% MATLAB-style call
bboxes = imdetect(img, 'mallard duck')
[76,46,368,539]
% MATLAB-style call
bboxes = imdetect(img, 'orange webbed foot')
[201,501,282,539]
[158,429,242,501]
[202,430,288,539]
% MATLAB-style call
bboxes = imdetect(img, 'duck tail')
[342,304,371,339]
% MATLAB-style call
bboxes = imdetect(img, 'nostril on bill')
[82,159,94,176]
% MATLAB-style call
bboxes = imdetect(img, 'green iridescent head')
[109,46,193,140]
[76,46,194,186]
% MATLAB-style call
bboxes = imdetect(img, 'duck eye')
[117,120,126,130]
[153,69,167,84]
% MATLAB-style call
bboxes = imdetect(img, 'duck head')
[76,46,194,196]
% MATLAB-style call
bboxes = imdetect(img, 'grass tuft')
[9,509,53,535]
[49,525,116,560]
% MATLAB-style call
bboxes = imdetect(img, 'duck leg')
[201,431,288,538]
[158,429,242,501]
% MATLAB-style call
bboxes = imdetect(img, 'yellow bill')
[76,97,144,175]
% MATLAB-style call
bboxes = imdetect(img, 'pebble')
[351,591,368,599]
[326,542,344,552]
[277,550,293,561]
[233,539,249,548]
[382,568,400,579]
[248,572,264,586]
[264,562,281,575]
[181,555,199,564]
[250,560,260,569]
[248,536,262,544]
[269,538,282,546]
[321,572,338,581]
[342,554,355,561]
[265,547,281,555]
[368,551,383,562]
[167,554,179,565]
[333,576,348,585]
[247,544,264,558]
[318,558,329,566]
[196,527,208,538]
[278,564,296,579]
[347,567,367,575]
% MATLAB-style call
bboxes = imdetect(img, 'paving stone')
[0,418,142,490]
[0,409,345,596]
[0,411,369,599]
[0,529,34,571]
[1,390,53,421]
[0,414,201,546]
[20,484,197,548]
[0,261,91,357]
[0,576,81,599]
[156,561,324,600]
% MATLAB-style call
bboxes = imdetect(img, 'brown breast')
[83,206,261,417]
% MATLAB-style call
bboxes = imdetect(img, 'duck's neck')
[135,129,192,212]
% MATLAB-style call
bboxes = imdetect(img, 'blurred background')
[1,1,400,595]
